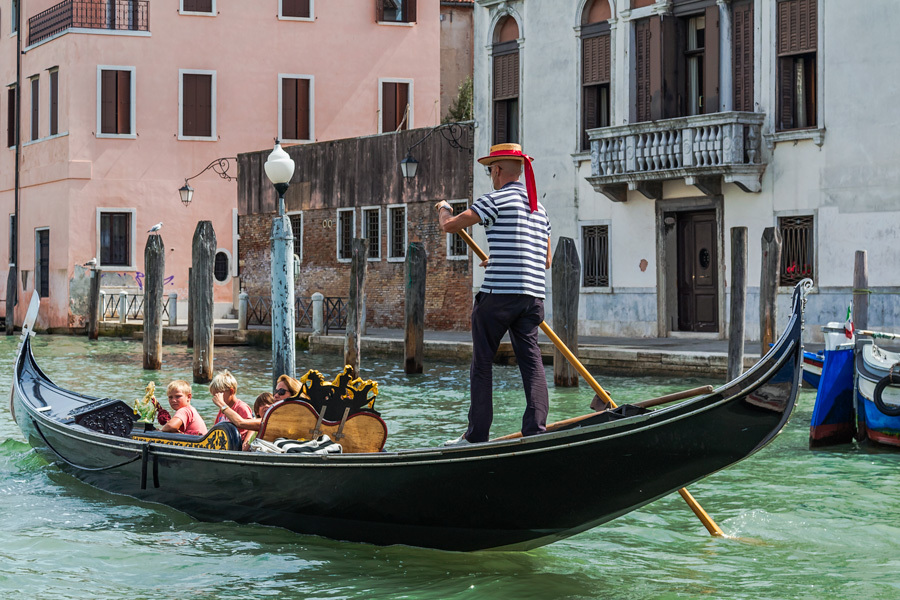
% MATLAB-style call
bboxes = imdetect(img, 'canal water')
[1,335,898,599]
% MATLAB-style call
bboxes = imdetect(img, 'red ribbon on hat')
[488,149,538,213]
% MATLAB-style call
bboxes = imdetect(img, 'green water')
[1,335,899,599]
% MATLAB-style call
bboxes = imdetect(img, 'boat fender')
[873,365,900,417]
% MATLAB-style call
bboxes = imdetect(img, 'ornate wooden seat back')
[299,366,380,422]
[259,399,388,453]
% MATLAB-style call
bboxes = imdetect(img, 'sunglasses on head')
[484,165,493,176]
[274,388,289,397]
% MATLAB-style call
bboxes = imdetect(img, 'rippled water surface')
[1,335,899,599]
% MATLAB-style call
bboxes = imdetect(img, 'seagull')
[84,257,97,267]
[148,222,163,234]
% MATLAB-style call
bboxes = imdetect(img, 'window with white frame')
[362,207,381,260]
[179,70,215,140]
[776,0,818,131]
[446,200,468,259]
[387,204,406,261]
[214,250,230,283]
[581,222,609,288]
[279,75,314,142]
[181,0,214,15]
[97,66,135,138]
[377,0,416,23]
[379,79,413,133]
[280,0,312,19]
[97,209,135,268]
[288,211,303,261]
[29,75,38,142]
[49,68,59,136]
[35,228,49,298]
[336,208,355,262]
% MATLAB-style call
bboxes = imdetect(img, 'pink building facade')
[0,0,440,330]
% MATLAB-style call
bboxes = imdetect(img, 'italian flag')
[844,304,854,339]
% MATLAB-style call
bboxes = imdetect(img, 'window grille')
[449,202,468,257]
[289,214,303,259]
[364,209,380,259]
[338,211,353,260]
[778,215,814,285]
[582,225,609,287]
[214,252,229,282]
[389,206,406,259]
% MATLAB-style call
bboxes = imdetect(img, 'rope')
[31,417,142,472]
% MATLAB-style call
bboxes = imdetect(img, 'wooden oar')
[455,227,724,537]
[856,329,900,340]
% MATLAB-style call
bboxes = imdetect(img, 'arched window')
[580,0,612,150]
[492,16,520,145]
[214,251,229,282]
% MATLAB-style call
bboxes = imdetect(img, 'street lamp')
[399,121,472,179]
[177,156,236,207]
[265,142,297,385]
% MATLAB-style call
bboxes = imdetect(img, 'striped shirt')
[470,181,551,298]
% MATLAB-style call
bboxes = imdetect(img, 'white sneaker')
[443,434,471,447]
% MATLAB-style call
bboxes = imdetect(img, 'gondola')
[10,280,811,552]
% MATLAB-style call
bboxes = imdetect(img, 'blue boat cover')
[809,348,855,446]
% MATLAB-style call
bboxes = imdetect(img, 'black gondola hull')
[12,283,809,551]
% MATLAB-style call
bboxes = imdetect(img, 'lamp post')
[399,121,472,179]
[265,142,297,385]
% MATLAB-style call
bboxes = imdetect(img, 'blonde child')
[210,370,254,445]
[159,380,208,435]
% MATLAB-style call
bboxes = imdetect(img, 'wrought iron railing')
[29,0,150,46]
[247,296,347,331]
[101,292,169,321]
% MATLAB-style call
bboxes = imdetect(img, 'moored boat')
[855,340,900,447]
[10,281,810,551]
[802,350,824,389]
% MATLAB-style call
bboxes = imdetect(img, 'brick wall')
[239,199,473,330]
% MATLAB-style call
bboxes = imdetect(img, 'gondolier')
[437,143,552,444]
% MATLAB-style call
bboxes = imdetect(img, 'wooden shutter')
[493,51,519,100]
[382,82,397,131]
[49,71,58,136]
[732,1,754,112]
[6,88,14,148]
[703,5,720,113]
[778,57,796,130]
[297,78,310,139]
[184,0,213,12]
[396,82,408,130]
[375,0,384,22]
[582,33,611,85]
[406,0,416,23]
[100,70,117,134]
[634,19,652,122]
[30,78,38,141]
[777,0,817,56]
[283,0,310,18]
[282,78,297,139]
[37,230,49,298]
[183,73,212,137]
[493,101,508,144]
[117,70,130,134]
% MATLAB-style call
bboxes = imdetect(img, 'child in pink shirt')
[159,380,208,436]
[209,370,253,446]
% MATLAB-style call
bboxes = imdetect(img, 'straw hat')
[477,143,535,166]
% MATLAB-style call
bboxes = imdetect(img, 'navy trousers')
[466,292,549,442]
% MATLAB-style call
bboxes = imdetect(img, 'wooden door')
[676,211,718,332]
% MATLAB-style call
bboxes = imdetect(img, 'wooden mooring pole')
[87,263,101,340]
[344,238,368,377]
[727,227,747,381]
[853,250,868,331]
[759,227,782,357]
[552,237,580,387]
[404,241,426,374]
[187,267,194,349]
[143,234,165,370]
[192,222,216,383]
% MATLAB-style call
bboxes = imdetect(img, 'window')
[280,75,313,142]
[49,69,58,136]
[182,0,214,14]
[776,0,817,130]
[446,201,468,259]
[281,0,311,19]
[9,214,16,265]
[99,211,133,268]
[381,80,411,132]
[362,207,381,260]
[492,17,519,144]
[581,5,611,151]
[29,76,38,142]
[11,0,17,34]
[98,67,134,137]
[214,251,229,282]
[337,208,355,262]
[35,229,49,298]
[377,0,416,24]
[582,224,609,287]
[288,212,303,261]
[7,86,16,148]
[387,204,406,261]
[180,71,215,139]
[778,215,814,286]
[732,1,754,112]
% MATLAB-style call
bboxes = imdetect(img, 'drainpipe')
[6,0,22,335]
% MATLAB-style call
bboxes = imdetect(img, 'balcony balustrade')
[29,0,149,46]
[586,112,766,202]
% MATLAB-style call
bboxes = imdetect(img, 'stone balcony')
[586,112,766,202]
